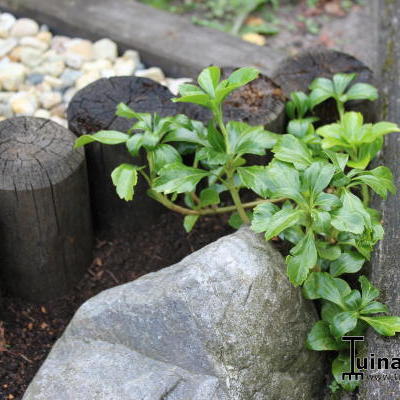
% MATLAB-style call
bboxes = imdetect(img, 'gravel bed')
[0,12,191,128]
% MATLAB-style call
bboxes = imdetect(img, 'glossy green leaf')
[74,130,130,148]
[361,316,400,336]
[260,207,303,240]
[287,231,317,286]
[237,166,269,198]
[307,321,343,351]
[126,133,144,157]
[151,144,182,173]
[314,192,341,211]
[272,134,313,169]
[251,202,279,233]
[329,252,365,277]
[316,241,341,261]
[359,275,380,308]
[331,311,358,338]
[360,301,389,315]
[111,164,138,201]
[332,353,361,392]
[302,162,336,197]
[153,163,209,194]
[333,73,355,96]
[345,83,378,101]
[197,66,220,97]
[309,77,334,108]
[183,215,199,233]
[199,188,220,207]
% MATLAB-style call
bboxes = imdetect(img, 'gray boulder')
[23,228,325,400]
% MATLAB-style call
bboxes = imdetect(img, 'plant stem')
[214,106,231,153]
[361,184,370,206]
[147,190,285,216]
[337,101,345,120]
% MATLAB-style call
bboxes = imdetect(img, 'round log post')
[187,67,286,133]
[272,48,377,123]
[0,117,93,302]
[67,76,186,236]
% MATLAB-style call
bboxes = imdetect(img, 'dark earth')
[0,212,234,399]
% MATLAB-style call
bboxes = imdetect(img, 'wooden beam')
[0,0,284,78]
[358,0,400,398]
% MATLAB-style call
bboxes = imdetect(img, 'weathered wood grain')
[0,117,93,302]
[0,0,284,78]
[358,1,400,399]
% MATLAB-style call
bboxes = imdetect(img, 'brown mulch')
[0,212,233,400]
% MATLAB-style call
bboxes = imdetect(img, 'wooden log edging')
[0,117,93,302]
[358,1,400,398]
[0,0,284,78]
[67,76,182,235]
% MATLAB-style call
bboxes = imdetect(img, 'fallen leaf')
[242,33,266,46]
[245,16,265,27]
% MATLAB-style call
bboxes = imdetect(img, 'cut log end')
[272,48,377,123]
[0,117,93,302]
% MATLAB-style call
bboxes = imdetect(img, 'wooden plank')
[358,0,400,398]
[0,0,284,78]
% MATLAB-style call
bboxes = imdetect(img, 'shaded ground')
[0,212,234,399]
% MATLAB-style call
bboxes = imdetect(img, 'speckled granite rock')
[23,228,325,400]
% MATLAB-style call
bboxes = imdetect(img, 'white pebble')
[75,71,100,90]
[166,77,192,96]
[65,52,83,69]
[34,108,51,118]
[10,91,38,115]
[82,59,112,73]
[36,31,52,44]
[43,75,63,88]
[63,87,77,103]
[0,38,17,57]
[39,91,62,109]
[10,18,39,38]
[93,38,117,61]
[0,13,16,38]
[60,68,82,87]
[101,68,116,78]
[20,36,49,52]
[135,67,165,83]
[51,35,70,53]
[20,47,44,68]
[50,116,68,128]
[0,102,13,118]
[65,39,94,61]
[114,58,135,76]
[0,62,26,90]
[34,60,65,77]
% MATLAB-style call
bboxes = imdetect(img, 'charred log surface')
[273,48,377,124]
[67,76,185,235]
[0,117,93,302]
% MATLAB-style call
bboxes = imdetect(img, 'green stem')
[147,190,285,216]
[226,168,249,224]
[361,184,370,207]
[214,106,231,154]
[337,100,345,120]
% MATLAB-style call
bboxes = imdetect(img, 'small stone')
[0,13,16,38]
[26,73,45,85]
[35,60,65,77]
[51,35,70,54]
[82,59,112,73]
[8,46,22,62]
[0,38,17,57]
[10,18,39,38]
[34,108,51,119]
[100,68,116,78]
[20,47,44,68]
[166,77,192,96]
[75,71,100,90]
[43,76,63,88]
[241,32,267,46]
[20,36,49,52]
[36,31,52,44]
[93,38,118,61]
[43,49,64,63]
[50,103,66,118]
[0,92,13,103]
[135,67,165,83]
[114,58,136,76]
[10,91,38,115]
[35,82,52,94]
[63,87,77,103]
[50,116,68,128]
[0,102,13,118]
[0,62,26,90]
[65,39,94,61]
[65,52,83,69]
[60,68,82,87]
[122,49,140,64]
[39,91,62,109]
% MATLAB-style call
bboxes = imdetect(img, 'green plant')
[75,67,400,393]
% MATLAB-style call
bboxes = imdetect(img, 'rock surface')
[23,228,325,400]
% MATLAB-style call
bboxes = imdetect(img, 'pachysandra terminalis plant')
[75,66,400,392]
